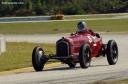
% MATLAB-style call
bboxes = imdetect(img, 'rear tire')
[79,44,91,68]
[32,46,47,71]
[107,40,118,65]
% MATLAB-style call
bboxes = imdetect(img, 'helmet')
[77,21,87,32]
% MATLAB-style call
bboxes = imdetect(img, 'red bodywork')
[57,31,103,62]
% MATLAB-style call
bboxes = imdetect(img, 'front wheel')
[32,46,47,71]
[107,40,118,65]
[79,44,91,68]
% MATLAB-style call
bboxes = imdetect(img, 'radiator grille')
[57,41,69,56]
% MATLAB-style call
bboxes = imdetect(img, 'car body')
[56,32,102,62]
[32,32,118,71]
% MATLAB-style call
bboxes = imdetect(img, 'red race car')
[32,31,118,71]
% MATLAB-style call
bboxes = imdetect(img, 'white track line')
[0,17,128,24]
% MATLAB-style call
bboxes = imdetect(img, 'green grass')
[0,42,55,71]
[64,14,120,20]
[64,13,128,20]
[0,19,128,34]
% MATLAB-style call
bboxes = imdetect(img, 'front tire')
[32,46,47,71]
[107,40,118,65]
[79,44,91,68]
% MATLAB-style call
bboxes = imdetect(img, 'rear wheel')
[79,44,91,68]
[32,46,47,71]
[107,40,118,65]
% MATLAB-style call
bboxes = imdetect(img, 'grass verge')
[0,42,55,72]
[0,19,128,34]
[64,14,123,20]
[90,79,128,84]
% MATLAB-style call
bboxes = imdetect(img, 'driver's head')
[77,21,87,32]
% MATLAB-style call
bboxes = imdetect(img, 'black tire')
[79,44,91,68]
[32,46,47,71]
[107,40,118,65]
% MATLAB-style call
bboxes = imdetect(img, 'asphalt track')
[0,34,128,84]
[0,13,128,23]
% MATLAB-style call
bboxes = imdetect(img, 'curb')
[0,62,61,76]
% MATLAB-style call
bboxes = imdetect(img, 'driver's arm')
[88,29,100,38]
[88,29,96,36]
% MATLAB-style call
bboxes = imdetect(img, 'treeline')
[0,0,128,16]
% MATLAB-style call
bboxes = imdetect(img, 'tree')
[0,0,127,16]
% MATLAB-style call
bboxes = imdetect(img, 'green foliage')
[26,1,32,10]
[0,0,128,16]
[63,3,85,15]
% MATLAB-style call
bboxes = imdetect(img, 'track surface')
[0,13,127,23]
[0,34,128,84]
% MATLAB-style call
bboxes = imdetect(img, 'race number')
[87,36,93,43]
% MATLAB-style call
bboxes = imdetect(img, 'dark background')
[0,0,128,17]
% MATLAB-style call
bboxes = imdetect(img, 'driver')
[76,21,96,36]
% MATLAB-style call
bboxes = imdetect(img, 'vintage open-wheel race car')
[32,32,118,71]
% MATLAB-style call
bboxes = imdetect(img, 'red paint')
[63,31,103,60]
